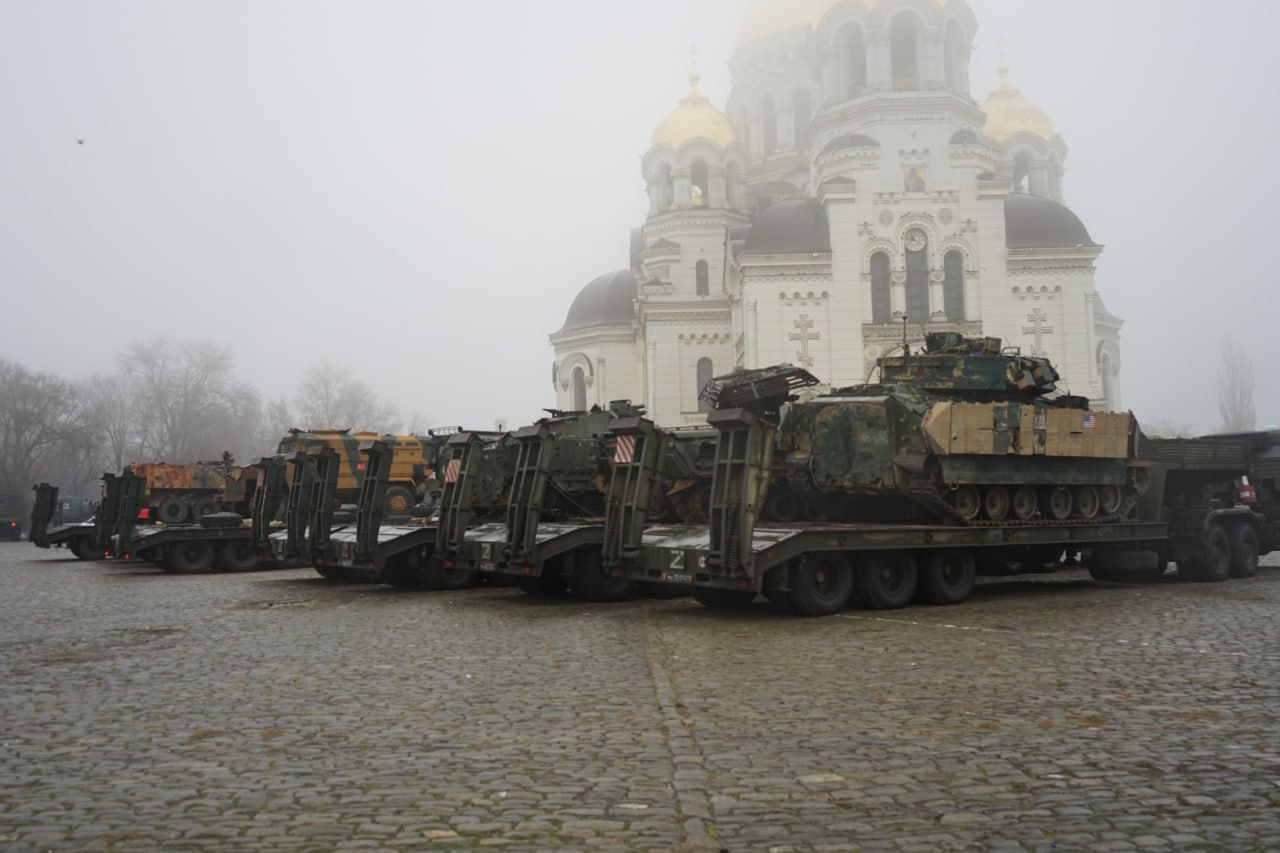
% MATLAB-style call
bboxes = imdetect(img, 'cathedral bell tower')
[636,61,752,424]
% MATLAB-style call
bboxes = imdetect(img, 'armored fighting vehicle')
[726,334,1147,526]
[277,428,447,514]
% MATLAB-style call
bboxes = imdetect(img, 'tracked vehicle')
[759,334,1147,526]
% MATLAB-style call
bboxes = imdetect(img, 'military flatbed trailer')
[76,471,276,574]
[30,485,100,559]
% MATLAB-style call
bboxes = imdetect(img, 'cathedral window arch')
[690,159,709,207]
[792,89,812,150]
[696,260,710,296]
[890,14,922,91]
[696,358,714,412]
[943,250,965,321]
[839,23,868,99]
[944,20,966,93]
[903,229,929,323]
[1048,153,1063,200]
[762,95,778,156]
[870,252,892,325]
[571,367,587,412]
[1099,353,1115,410]
[657,162,674,210]
[1013,150,1032,193]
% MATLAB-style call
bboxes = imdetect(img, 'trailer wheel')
[1229,524,1260,579]
[692,587,756,610]
[572,551,636,602]
[423,559,481,591]
[1179,524,1231,583]
[788,554,853,616]
[69,536,103,561]
[156,496,188,524]
[855,552,918,610]
[314,565,345,581]
[167,541,215,574]
[919,551,976,606]
[218,540,260,572]
[382,553,425,589]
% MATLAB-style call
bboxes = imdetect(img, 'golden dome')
[651,71,739,149]
[981,63,1054,143]
[737,0,952,48]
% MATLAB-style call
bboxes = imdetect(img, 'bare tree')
[120,339,262,462]
[1218,340,1256,433]
[81,374,137,471]
[294,362,401,434]
[0,359,94,493]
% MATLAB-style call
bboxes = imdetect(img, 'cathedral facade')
[551,0,1123,426]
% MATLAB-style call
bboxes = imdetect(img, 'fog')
[2,0,1277,435]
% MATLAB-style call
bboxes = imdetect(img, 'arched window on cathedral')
[1013,151,1031,194]
[696,358,714,412]
[571,367,587,412]
[870,252,892,325]
[944,20,966,92]
[762,95,778,156]
[890,15,921,91]
[691,159,709,208]
[696,260,710,296]
[905,234,929,323]
[658,162,673,210]
[793,89,812,149]
[841,24,868,98]
[943,250,965,322]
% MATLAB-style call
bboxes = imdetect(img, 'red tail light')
[137,508,150,520]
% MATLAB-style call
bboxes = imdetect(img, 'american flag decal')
[614,435,637,464]
[1083,414,1096,430]
[444,459,462,483]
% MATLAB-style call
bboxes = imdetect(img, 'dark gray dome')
[743,198,832,255]
[1005,193,1098,249]
[559,270,637,333]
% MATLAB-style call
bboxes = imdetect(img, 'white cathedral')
[550,0,1123,426]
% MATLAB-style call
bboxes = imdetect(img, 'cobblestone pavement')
[1,544,1278,852]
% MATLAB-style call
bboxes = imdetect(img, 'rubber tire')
[219,539,260,572]
[1180,524,1231,583]
[572,551,636,603]
[384,486,415,516]
[787,554,853,617]
[691,587,756,610]
[69,537,103,561]
[919,550,976,606]
[156,496,188,525]
[638,581,692,599]
[381,556,425,589]
[1229,524,1260,579]
[855,552,918,611]
[314,564,345,581]
[422,559,481,591]
[190,496,218,519]
[167,540,215,574]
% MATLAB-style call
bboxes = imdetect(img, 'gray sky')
[2,0,1277,433]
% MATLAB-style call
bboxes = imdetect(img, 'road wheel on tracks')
[1179,524,1231,583]
[854,552,918,610]
[1229,524,1260,578]
[983,487,1010,522]
[218,539,260,572]
[787,554,853,617]
[919,550,976,606]
[167,541,215,574]
[572,551,636,602]
[1011,487,1038,521]
[692,587,756,610]
[1074,486,1100,520]
[1043,487,1073,521]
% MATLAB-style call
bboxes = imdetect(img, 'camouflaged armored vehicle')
[760,333,1147,525]
[277,428,445,515]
